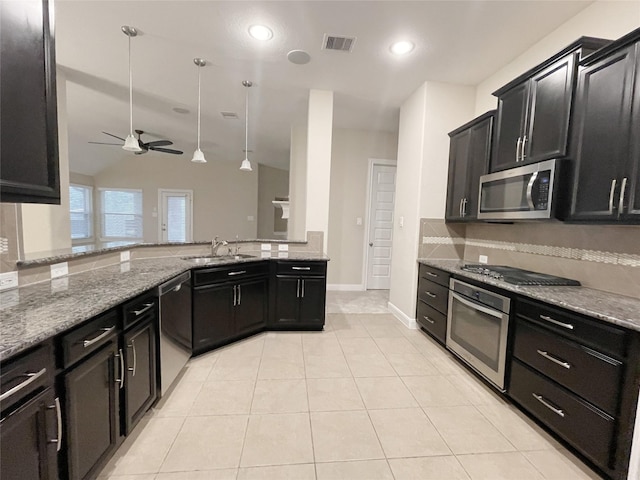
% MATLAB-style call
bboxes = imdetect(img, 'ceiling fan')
[89,129,184,155]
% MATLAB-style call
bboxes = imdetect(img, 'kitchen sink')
[182,254,256,265]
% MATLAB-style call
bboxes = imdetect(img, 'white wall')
[327,128,398,287]
[257,164,289,239]
[475,1,640,115]
[288,124,307,240]
[93,155,258,243]
[21,68,72,255]
[388,81,475,324]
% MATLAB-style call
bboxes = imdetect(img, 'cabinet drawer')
[1,343,53,412]
[509,359,615,469]
[418,264,449,288]
[416,300,447,344]
[417,277,448,314]
[513,317,623,415]
[193,261,268,286]
[60,310,119,368]
[516,298,627,359]
[122,291,157,331]
[275,261,327,276]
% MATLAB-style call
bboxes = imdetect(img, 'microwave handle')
[526,171,538,210]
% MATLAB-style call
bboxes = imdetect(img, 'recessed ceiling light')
[249,24,273,41]
[390,41,415,55]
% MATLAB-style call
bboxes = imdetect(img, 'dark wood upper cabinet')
[491,37,610,173]
[445,111,494,222]
[565,28,640,224]
[0,0,60,204]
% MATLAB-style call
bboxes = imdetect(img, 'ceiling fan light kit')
[192,57,207,163]
[122,25,142,152]
[240,80,253,172]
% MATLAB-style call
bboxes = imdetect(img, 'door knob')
[369,242,373,247]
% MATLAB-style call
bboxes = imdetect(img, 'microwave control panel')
[532,171,551,210]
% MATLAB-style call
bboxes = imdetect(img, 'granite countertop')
[0,253,329,362]
[418,258,640,333]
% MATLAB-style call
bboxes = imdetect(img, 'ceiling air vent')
[322,34,356,53]
[221,111,238,120]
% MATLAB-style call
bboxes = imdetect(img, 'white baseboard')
[327,284,366,291]
[388,301,418,330]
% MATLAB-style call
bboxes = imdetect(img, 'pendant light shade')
[121,26,142,152]
[192,58,207,163]
[240,80,253,172]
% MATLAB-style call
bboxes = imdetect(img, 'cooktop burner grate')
[461,264,581,286]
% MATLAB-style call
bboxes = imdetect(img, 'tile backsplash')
[420,219,640,299]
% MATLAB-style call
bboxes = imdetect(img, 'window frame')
[69,183,94,244]
[98,187,144,241]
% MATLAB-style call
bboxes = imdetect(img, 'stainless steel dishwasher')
[157,271,192,396]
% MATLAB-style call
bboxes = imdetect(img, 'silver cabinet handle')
[424,291,437,298]
[132,303,154,316]
[516,136,522,162]
[521,135,527,161]
[128,339,137,376]
[526,171,538,210]
[228,270,246,276]
[0,368,47,402]
[532,393,565,418]
[47,397,63,451]
[233,285,237,306]
[82,326,116,348]
[536,350,571,369]
[539,314,574,330]
[423,315,435,324]
[116,348,125,389]
[450,291,503,319]
[296,279,301,298]
[238,285,242,305]
[618,177,627,215]
[608,179,617,214]
[301,279,305,298]
[292,266,311,271]
[425,272,438,278]
[459,198,463,216]
[463,198,468,217]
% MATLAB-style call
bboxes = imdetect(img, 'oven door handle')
[450,292,504,319]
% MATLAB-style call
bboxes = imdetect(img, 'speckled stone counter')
[0,253,329,362]
[418,258,640,333]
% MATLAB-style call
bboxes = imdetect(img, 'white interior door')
[366,164,396,289]
[159,189,193,242]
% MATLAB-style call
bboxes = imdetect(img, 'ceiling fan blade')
[89,141,121,145]
[150,146,184,155]
[102,131,125,141]
[145,140,173,147]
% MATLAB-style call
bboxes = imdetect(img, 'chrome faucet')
[211,236,228,256]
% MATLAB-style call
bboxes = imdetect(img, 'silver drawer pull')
[128,339,137,376]
[115,348,125,389]
[132,303,154,316]
[292,266,311,271]
[47,397,63,451]
[82,326,116,348]
[608,179,617,214]
[532,393,565,418]
[423,316,435,324]
[536,350,571,369]
[424,291,437,298]
[0,368,47,402]
[228,270,246,276]
[618,177,627,215]
[539,315,574,330]
[425,272,438,278]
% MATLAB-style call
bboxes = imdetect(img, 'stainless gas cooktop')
[461,264,581,286]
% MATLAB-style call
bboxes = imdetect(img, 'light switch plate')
[278,251,289,258]
[356,217,362,226]
[0,271,19,291]
[247,215,255,221]
[278,244,289,251]
[479,255,488,264]
[50,262,69,279]
[120,251,131,262]
[261,251,271,258]
[261,243,271,251]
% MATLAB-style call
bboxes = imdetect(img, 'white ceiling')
[55,0,595,176]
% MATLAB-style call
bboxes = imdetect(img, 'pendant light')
[240,80,253,171]
[192,58,207,163]
[121,26,141,152]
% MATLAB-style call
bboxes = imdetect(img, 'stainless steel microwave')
[477,159,560,220]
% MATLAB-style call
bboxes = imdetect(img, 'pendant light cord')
[245,88,249,157]
[197,65,201,149]
[128,34,133,136]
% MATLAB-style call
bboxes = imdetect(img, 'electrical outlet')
[0,271,19,291]
[356,217,362,226]
[278,251,289,258]
[479,255,489,264]
[261,251,271,258]
[423,236,428,244]
[51,277,69,293]
[121,262,131,273]
[247,215,255,221]
[399,216,404,228]
[278,244,289,251]
[261,243,271,251]
[50,262,68,279]
[120,251,130,262]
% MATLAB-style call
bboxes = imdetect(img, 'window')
[100,188,143,240]
[69,184,93,241]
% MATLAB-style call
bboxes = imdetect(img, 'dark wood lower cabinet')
[272,275,326,329]
[63,341,120,480]
[0,387,58,480]
[192,284,234,351]
[235,278,268,336]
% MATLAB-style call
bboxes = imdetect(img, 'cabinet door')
[445,129,471,221]
[525,54,575,163]
[0,387,58,480]
[568,45,636,221]
[0,0,60,204]
[622,43,640,221]
[64,341,120,480]
[492,82,529,172]
[274,276,300,324]
[299,277,326,327]
[192,284,233,351]
[464,117,493,220]
[235,277,267,336]
[123,321,157,436]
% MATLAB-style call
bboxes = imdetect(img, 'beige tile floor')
[98,292,602,480]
